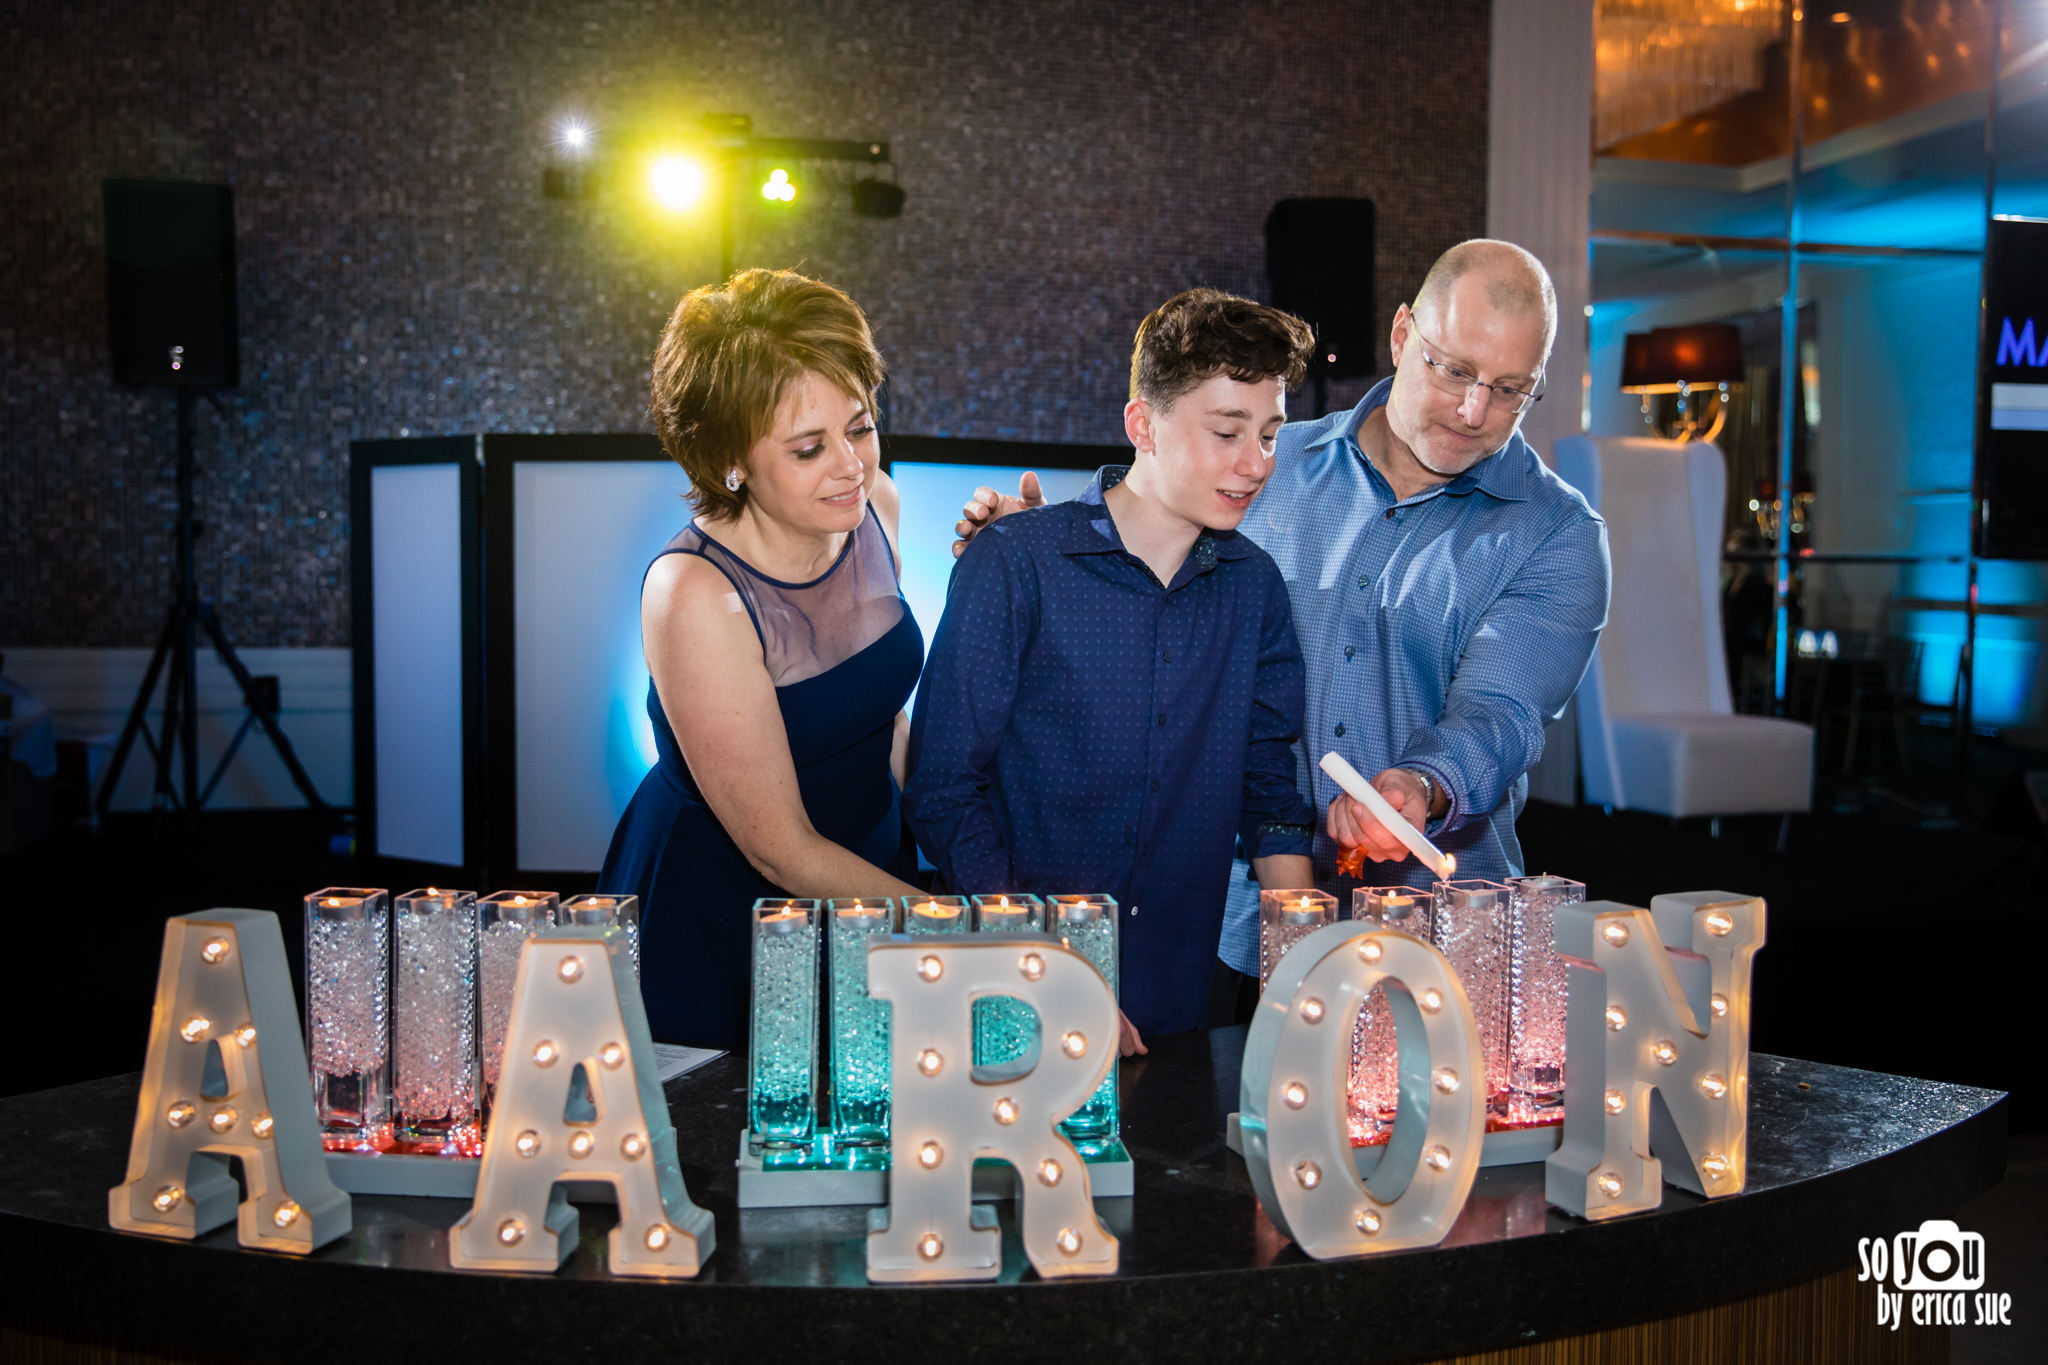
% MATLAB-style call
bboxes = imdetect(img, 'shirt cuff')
[1247,819,1315,861]
[1403,761,1458,837]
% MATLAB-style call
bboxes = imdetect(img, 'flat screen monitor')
[1979,216,2048,560]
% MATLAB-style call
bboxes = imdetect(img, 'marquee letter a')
[451,923,714,1277]
[109,910,351,1252]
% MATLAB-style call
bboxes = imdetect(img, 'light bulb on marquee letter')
[450,923,714,1277]
[108,910,351,1253]
[864,934,1119,1283]
[1239,921,1486,1259]
[1545,893,1764,1220]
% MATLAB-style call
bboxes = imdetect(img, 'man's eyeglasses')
[1414,330,1544,416]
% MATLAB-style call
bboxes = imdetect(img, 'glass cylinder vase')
[562,893,641,979]
[749,898,821,1148]
[391,887,480,1152]
[1432,878,1512,1122]
[827,897,896,1146]
[1355,884,1431,938]
[1258,887,1339,990]
[477,891,559,1125]
[303,887,391,1148]
[1344,885,1430,1145]
[1506,874,1583,1127]
[902,894,968,937]
[970,894,1045,1077]
[1048,894,1119,1148]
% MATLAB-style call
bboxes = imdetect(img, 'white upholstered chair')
[1555,436,1812,826]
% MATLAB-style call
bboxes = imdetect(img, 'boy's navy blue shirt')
[904,465,1314,1035]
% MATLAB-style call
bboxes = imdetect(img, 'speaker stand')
[97,389,329,818]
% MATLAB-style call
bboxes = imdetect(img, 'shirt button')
[1384,508,1396,521]
[1344,645,1356,660]
[1161,651,1173,662]
[1335,723,1347,737]
[1150,780,1161,793]
[1157,712,1167,726]
[1356,575,1371,590]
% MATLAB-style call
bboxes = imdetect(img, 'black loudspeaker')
[1265,198,1376,380]
[104,179,239,387]
[1977,216,2048,560]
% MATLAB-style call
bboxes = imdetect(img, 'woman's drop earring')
[725,468,742,492]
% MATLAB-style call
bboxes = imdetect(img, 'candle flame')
[999,896,1009,908]
[1298,895,1311,910]
[1444,854,1458,877]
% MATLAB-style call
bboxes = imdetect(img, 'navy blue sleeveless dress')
[599,504,923,1047]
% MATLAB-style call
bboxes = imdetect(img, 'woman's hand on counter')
[1118,1009,1148,1057]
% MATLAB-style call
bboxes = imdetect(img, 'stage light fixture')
[541,119,599,200]
[542,166,598,200]
[761,168,796,202]
[650,157,707,211]
[852,178,906,219]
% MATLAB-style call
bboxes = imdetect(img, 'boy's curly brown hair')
[1129,289,1315,412]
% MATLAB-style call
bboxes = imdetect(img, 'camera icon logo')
[1892,1220,1985,1292]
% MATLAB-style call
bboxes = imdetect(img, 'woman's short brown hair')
[650,268,887,520]
[1129,288,1315,412]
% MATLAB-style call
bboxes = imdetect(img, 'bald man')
[955,240,1611,1011]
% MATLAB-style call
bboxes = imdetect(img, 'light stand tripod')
[97,388,328,817]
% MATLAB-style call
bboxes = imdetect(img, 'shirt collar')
[1064,464,1258,567]
[1303,376,1538,504]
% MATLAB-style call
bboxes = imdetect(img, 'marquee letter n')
[1546,893,1765,1220]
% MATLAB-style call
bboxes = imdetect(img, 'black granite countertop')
[0,1027,2006,1363]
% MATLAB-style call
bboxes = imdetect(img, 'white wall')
[3,647,351,811]
[1489,0,1596,804]
[1488,0,1594,470]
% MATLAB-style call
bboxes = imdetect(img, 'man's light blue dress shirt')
[1218,379,1611,977]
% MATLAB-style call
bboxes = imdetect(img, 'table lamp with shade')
[1620,324,1744,444]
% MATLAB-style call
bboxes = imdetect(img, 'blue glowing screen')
[888,462,1099,704]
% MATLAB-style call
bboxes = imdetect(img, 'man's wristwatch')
[1401,767,1439,820]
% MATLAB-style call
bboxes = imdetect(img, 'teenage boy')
[904,289,1317,1049]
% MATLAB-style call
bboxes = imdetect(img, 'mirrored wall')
[1588,0,2048,763]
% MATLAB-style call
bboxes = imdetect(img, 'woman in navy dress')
[599,269,924,1047]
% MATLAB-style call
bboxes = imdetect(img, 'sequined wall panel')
[0,1,1488,647]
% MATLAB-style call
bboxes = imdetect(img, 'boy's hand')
[1118,1009,1148,1058]
[953,471,1044,557]
[1327,769,1431,866]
